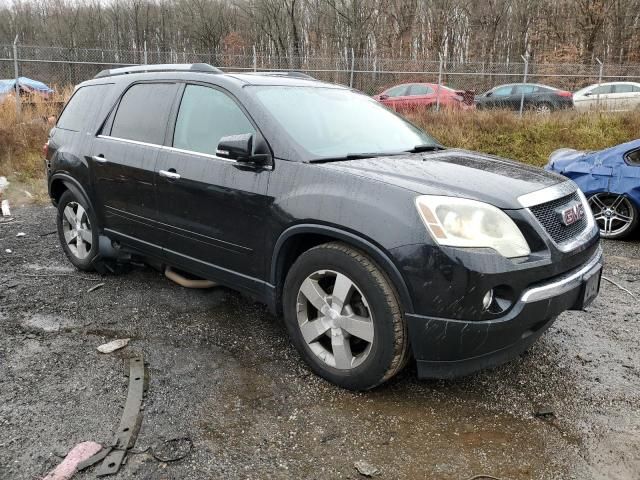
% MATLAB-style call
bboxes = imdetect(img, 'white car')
[573,82,640,112]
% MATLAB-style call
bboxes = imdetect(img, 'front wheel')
[588,193,638,239]
[282,242,409,390]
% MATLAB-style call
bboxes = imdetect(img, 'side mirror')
[584,92,593,97]
[485,92,493,97]
[379,94,389,100]
[217,133,271,166]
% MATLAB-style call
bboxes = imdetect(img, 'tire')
[534,102,553,115]
[56,189,100,271]
[588,192,639,239]
[282,242,409,390]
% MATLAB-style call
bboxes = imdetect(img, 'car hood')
[545,148,590,173]
[318,149,566,209]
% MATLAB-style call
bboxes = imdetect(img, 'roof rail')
[238,71,315,80]
[94,63,222,79]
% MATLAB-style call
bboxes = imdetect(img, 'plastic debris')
[16,232,26,237]
[42,441,102,480]
[1,199,10,217]
[5,249,12,254]
[23,190,33,199]
[0,176,8,193]
[354,460,380,477]
[96,338,130,353]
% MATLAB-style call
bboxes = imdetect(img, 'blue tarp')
[0,77,53,95]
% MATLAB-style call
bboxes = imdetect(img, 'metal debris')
[96,355,146,476]
[534,407,555,418]
[96,338,130,354]
[354,460,380,477]
[16,232,25,237]
[5,249,12,254]
[87,282,105,293]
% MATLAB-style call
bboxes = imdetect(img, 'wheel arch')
[270,224,415,315]
[49,174,91,208]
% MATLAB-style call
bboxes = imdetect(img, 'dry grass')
[407,108,640,167]
[0,89,70,203]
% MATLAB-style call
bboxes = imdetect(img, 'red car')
[373,83,471,112]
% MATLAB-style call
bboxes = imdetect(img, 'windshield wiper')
[310,152,403,163]
[405,144,445,153]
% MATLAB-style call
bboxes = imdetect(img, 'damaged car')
[546,139,640,239]
[45,64,602,390]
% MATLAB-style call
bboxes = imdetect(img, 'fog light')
[482,289,494,310]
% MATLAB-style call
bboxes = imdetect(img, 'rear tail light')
[42,141,49,159]
[557,91,573,97]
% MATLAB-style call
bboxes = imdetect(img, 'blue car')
[545,139,640,239]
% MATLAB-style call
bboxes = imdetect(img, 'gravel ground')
[0,204,638,480]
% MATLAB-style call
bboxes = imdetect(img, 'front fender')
[271,223,415,314]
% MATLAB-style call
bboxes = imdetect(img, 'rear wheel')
[534,102,553,115]
[588,193,638,239]
[282,242,409,390]
[56,190,99,271]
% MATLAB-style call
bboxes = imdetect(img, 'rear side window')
[57,84,111,132]
[110,83,177,145]
[614,84,634,93]
[633,85,640,92]
[173,85,255,156]
[513,85,536,94]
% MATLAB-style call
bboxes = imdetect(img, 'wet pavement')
[0,205,638,479]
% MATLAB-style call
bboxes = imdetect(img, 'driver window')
[384,85,408,97]
[173,85,255,156]
[591,85,614,95]
[626,149,640,166]
[408,84,434,96]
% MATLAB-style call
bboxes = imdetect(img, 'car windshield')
[251,86,438,160]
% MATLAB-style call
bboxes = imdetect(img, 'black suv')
[46,64,602,390]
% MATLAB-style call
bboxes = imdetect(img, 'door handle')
[92,155,108,164]
[159,169,181,180]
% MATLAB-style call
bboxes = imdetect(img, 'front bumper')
[407,246,603,379]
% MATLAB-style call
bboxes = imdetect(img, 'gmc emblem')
[558,202,585,226]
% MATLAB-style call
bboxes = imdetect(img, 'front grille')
[529,191,588,244]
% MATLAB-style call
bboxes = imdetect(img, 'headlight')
[415,195,530,258]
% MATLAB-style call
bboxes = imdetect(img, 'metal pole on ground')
[436,53,443,112]
[349,48,355,88]
[519,54,529,117]
[596,58,603,110]
[13,35,20,117]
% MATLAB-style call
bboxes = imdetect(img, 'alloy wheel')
[61,202,93,259]
[536,103,552,115]
[588,193,635,238]
[296,269,375,370]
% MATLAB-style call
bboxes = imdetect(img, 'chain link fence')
[3,43,640,99]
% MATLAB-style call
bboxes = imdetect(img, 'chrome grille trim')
[524,187,597,252]
[517,180,578,208]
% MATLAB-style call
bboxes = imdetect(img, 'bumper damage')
[407,246,603,379]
